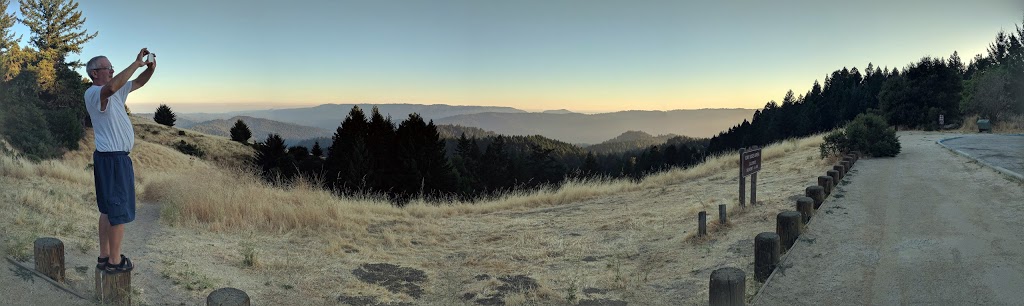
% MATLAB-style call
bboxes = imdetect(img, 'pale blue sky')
[5,0,1022,112]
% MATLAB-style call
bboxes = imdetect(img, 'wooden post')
[751,172,757,205]
[827,170,841,187]
[805,186,826,209]
[33,237,64,283]
[698,211,708,237]
[739,148,746,207]
[719,204,727,224]
[796,196,814,223]
[208,288,251,306]
[844,155,855,166]
[776,211,803,251]
[851,151,862,160]
[817,176,833,196]
[841,161,852,174]
[95,269,132,306]
[754,232,780,283]
[709,267,746,306]
[833,165,845,180]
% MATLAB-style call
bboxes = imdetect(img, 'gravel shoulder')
[755,131,1024,305]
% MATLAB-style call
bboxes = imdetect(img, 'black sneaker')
[103,254,134,273]
[97,257,108,270]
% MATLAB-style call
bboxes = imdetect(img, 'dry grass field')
[1,116,843,305]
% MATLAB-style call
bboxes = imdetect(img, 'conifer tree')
[311,141,323,158]
[230,119,251,143]
[395,113,456,200]
[153,104,175,127]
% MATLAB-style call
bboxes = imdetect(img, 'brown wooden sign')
[741,147,761,177]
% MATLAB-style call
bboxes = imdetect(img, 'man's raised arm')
[100,48,149,111]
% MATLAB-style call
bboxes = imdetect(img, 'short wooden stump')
[709,267,746,306]
[33,237,65,282]
[776,211,803,251]
[754,232,780,283]
[95,269,132,306]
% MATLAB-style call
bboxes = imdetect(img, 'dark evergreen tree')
[326,106,371,192]
[153,104,175,127]
[229,119,251,143]
[394,113,457,201]
[311,141,323,158]
[254,134,295,181]
[366,106,398,192]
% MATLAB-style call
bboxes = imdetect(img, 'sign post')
[939,114,945,128]
[740,146,762,206]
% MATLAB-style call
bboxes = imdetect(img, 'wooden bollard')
[844,155,855,166]
[33,237,65,283]
[95,269,131,306]
[776,211,803,251]
[754,232,780,283]
[709,267,746,306]
[805,186,825,209]
[208,288,251,306]
[796,196,814,223]
[698,211,708,237]
[817,175,833,196]
[833,165,845,180]
[827,170,841,187]
[851,151,862,160]
[719,204,727,224]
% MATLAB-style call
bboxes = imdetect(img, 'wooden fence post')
[754,232,780,283]
[95,269,132,306]
[806,186,825,209]
[841,161,852,174]
[833,165,845,180]
[776,211,803,251]
[751,171,757,205]
[739,148,746,207]
[827,170,841,187]
[817,175,833,196]
[719,204,727,225]
[709,267,746,306]
[33,237,64,283]
[208,288,251,306]
[796,196,814,223]
[698,211,708,237]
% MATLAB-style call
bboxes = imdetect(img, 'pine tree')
[326,106,370,192]
[366,106,397,191]
[0,0,18,55]
[311,141,323,158]
[581,152,599,177]
[230,119,251,143]
[153,104,175,127]
[254,134,295,181]
[395,113,456,200]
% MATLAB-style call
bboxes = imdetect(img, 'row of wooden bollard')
[25,237,251,306]
[709,151,860,305]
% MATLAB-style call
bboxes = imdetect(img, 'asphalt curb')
[937,135,1024,182]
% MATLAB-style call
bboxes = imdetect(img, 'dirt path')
[755,132,1024,305]
[122,202,198,305]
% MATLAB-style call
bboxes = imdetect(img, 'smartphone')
[145,53,155,63]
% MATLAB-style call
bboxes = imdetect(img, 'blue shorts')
[93,151,136,226]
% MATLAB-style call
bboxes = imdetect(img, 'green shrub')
[821,113,901,158]
[175,140,205,158]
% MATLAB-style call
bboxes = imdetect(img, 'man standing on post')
[84,48,156,272]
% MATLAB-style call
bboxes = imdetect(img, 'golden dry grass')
[1,119,836,305]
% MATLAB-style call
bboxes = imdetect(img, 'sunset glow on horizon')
[6,0,1022,113]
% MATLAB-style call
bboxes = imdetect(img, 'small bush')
[821,113,900,158]
[175,140,205,158]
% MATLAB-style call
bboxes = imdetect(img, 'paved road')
[941,134,1024,180]
[756,132,1024,305]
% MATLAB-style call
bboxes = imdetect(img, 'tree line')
[708,17,1024,155]
[247,105,709,204]
[1,0,95,160]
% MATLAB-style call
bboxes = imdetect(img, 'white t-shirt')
[85,81,135,152]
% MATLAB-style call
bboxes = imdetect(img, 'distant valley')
[151,103,754,145]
